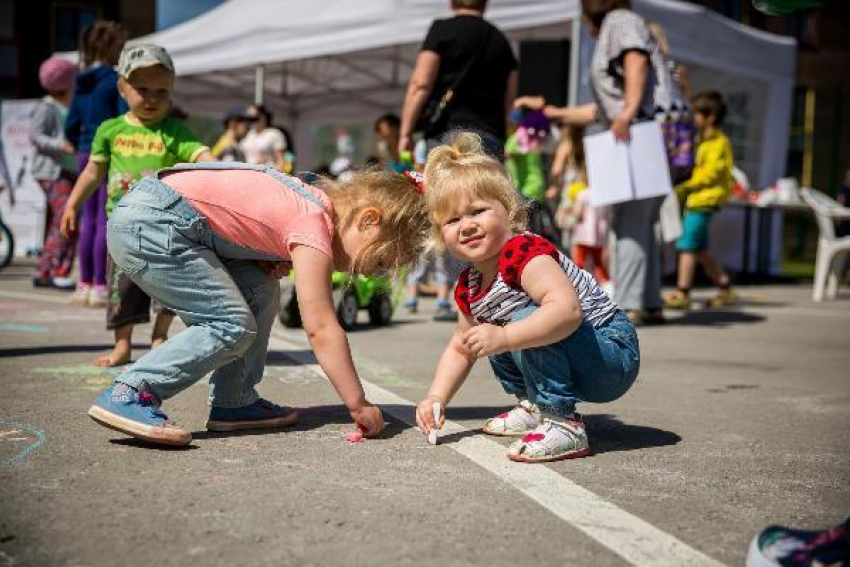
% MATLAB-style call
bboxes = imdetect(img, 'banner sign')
[0,99,46,257]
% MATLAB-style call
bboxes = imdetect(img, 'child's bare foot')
[150,337,167,349]
[94,343,131,367]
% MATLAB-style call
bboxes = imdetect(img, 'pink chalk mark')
[344,430,363,443]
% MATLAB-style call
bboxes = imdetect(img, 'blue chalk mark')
[0,323,48,333]
[0,420,46,469]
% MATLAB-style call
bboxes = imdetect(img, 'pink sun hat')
[38,57,77,92]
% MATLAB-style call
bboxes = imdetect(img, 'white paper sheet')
[584,132,632,207]
[629,121,673,200]
[583,121,673,207]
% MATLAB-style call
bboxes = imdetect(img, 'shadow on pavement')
[198,403,408,441]
[0,343,150,358]
[109,438,200,451]
[265,349,318,366]
[663,309,765,327]
[430,409,681,454]
[347,319,424,332]
[584,414,681,454]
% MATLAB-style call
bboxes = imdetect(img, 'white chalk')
[428,402,442,445]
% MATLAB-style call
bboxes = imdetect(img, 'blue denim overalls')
[107,162,326,408]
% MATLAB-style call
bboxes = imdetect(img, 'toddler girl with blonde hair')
[416,133,640,462]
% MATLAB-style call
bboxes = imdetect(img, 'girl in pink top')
[86,162,429,447]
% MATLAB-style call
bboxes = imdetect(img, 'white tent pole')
[254,65,265,105]
[568,17,581,106]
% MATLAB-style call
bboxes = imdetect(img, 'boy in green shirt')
[61,44,214,367]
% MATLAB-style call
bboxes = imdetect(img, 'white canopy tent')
[84,0,797,185]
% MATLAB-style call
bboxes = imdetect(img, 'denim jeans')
[106,171,287,408]
[488,307,640,417]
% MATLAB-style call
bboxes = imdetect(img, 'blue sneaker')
[205,399,298,432]
[747,518,849,567]
[88,383,191,446]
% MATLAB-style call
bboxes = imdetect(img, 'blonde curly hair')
[318,169,430,273]
[424,132,527,247]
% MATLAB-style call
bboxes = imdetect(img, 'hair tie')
[403,170,425,194]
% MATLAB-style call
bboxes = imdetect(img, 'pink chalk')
[344,430,363,443]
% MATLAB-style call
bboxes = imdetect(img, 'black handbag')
[415,25,495,135]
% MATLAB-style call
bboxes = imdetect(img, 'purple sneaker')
[747,518,849,567]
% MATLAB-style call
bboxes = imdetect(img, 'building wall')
[3,0,156,100]
[687,0,850,193]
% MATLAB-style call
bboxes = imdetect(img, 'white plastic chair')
[799,188,850,301]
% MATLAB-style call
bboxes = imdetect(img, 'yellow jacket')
[676,130,733,210]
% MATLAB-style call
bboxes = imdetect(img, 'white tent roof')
[89,0,798,184]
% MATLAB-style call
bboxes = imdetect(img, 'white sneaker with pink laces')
[482,399,541,436]
[508,416,590,463]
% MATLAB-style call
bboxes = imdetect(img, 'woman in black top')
[399,0,518,162]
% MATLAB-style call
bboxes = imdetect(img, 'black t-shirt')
[421,15,517,140]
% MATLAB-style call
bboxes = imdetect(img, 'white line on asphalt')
[0,289,69,304]
[269,330,725,567]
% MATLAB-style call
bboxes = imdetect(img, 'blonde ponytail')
[424,131,526,246]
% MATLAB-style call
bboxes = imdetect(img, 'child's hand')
[350,402,385,438]
[416,395,445,434]
[61,141,75,155]
[462,324,510,358]
[59,205,77,238]
[514,96,544,110]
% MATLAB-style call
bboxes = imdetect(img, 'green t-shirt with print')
[90,114,208,214]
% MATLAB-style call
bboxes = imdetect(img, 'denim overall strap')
[157,162,326,210]
[262,167,324,209]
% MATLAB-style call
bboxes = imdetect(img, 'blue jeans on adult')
[106,174,283,408]
[489,307,640,417]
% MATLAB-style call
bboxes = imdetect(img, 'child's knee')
[215,315,257,355]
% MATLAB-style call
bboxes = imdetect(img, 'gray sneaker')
[433,305,458,322]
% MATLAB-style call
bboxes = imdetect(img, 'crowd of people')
[19,0,849,562]
[23,0,746,445]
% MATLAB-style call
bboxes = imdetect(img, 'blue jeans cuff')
[535,401,577,418]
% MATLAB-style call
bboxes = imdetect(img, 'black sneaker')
[746,518,849,566]
[206,399,298,432]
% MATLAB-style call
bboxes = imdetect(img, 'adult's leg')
[642,197,664,310]
[611,197,663,311]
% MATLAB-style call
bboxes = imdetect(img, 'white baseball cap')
[117,44,174,78]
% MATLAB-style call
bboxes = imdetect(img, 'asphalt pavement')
[1,259,848,567]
